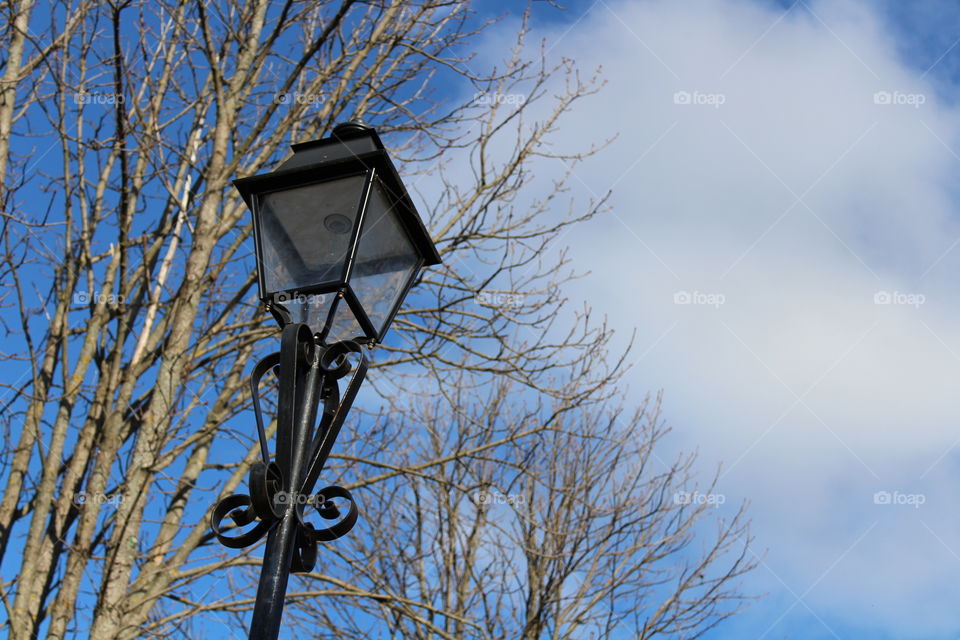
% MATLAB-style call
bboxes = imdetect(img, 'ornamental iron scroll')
[210,323,366,573]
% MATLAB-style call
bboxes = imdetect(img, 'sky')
[3,1,957,637]
[469,0,960,638]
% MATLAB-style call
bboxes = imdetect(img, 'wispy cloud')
[478,0,960,636]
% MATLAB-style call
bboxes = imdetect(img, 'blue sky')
[4,1,959,637]
[461,1,960,638]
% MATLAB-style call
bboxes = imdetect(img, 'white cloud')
[478,0,960,635]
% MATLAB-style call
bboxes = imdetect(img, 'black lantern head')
[234,122,441,345]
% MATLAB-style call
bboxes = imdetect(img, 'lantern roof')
[234,122,441,268]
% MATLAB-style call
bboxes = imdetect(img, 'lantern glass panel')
[257,173,366,295]
[350,179,421,337]
[325,298,366,343]
[278,292,335,336]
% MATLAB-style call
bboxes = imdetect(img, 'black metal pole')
[248,326,322,640]
[210,325,366,640]
[247,508,298,640]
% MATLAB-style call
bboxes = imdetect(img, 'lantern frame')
[233,124,441,344]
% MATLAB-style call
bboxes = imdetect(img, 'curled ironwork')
[211,326,366,572]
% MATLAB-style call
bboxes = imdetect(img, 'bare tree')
[0,1,756,638]
[276,369,756,639]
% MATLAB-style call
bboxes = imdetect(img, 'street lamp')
[211,121,441,640]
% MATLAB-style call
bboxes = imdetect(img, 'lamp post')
[210,121,441,640]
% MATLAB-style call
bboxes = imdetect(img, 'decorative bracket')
[211,324,367,572]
